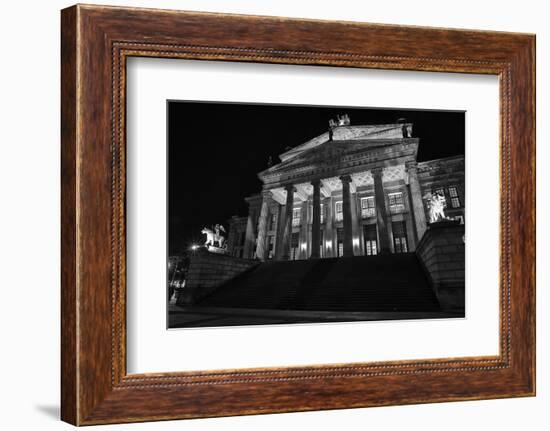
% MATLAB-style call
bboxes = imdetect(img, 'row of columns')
[254,163,427,261]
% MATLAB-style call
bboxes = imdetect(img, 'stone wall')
[177,250,258,305]
[226,215,247,258]
[415,221,465,312]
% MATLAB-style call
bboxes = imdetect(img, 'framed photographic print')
[61,4,535,425]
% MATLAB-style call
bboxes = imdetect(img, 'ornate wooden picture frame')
[61,4,535,425]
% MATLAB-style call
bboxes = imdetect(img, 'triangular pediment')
[278,123,413,162]
[261,139,407,177]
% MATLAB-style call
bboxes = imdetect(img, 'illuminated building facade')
[227,120,464,261]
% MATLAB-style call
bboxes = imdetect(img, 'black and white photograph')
[167,101,465,328]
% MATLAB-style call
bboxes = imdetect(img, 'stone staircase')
[198,253,440,312]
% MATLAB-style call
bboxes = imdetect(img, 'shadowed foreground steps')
[169,253,463,328]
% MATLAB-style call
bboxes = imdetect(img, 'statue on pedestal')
[201,224,226,249]
[424,191,448,223]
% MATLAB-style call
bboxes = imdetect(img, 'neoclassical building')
[227,118,464,261]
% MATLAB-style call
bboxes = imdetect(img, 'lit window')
[337,228,344,257]
[363,224,377,256]
[388,192,405,214]
[448,186,461,208]
[267,235,275,259]
[290,232,300,260]
[392,221,408,253]
[360,196,375,218]
[366,241,377,256]
[269,211,277,231]
[335,201,343,222]
[292,208,301,227]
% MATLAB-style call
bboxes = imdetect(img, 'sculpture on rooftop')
[424,191,448,223]
[329,113,350,129]
[338,113,350,126]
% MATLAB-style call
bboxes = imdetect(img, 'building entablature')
[259,140,419,190]
[417,155,464,175]
[266,164,409,205]
[417,156,465,189]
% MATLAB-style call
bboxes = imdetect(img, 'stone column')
[324,196,334,257]
[406,161,428,241]
[340,175,354,257]
[404,186,418,250]
[281,184,295,261]
[243,214,256,259]
[254,191,271,261]
[310,179,322,258]
[372,167,391,254]
[274,204,285,260]
[226,224,236,256]
[298,200,308,259]
[350,192,361,255]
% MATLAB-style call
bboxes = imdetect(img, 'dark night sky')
[168,101,464,254]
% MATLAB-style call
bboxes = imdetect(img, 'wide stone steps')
[198,253,440,312]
